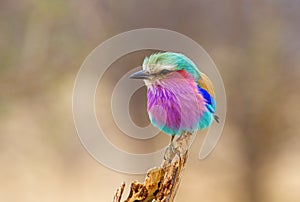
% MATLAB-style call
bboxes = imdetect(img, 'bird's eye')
[160,69,171,75]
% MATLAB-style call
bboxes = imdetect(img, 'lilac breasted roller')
[129,52,219,146]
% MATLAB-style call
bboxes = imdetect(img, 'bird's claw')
[164,144,176,162]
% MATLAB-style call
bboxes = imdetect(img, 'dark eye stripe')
[160,69,171,74]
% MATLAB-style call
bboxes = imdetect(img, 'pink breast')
[147,74,206,133]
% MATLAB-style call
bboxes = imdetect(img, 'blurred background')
[1,0,300,201]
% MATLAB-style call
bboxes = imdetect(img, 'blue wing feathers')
[197,85,216,113]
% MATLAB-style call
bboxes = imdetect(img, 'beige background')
[1,0,300,201]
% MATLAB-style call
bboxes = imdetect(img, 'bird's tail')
[214,115,220,123]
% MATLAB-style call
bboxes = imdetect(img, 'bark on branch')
[113,132,193,202]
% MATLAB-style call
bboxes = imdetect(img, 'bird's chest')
[147,78,205,134]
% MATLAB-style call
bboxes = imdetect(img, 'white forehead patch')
[142,64,177,74]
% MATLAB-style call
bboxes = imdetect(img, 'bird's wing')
[197,72,217,114]
[197,72,216,99]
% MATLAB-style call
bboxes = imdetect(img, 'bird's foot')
[164,143,176,163]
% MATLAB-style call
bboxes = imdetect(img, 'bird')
[129,52,219,158]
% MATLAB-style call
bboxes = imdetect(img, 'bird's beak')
[129,69,151,80]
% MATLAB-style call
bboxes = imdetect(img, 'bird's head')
[129,52,200,86]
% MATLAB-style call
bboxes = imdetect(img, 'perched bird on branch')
[129,52,219,157]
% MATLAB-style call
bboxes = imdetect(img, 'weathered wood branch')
[113,132,193,202]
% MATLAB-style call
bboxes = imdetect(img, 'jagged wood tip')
[113,132,193,202]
